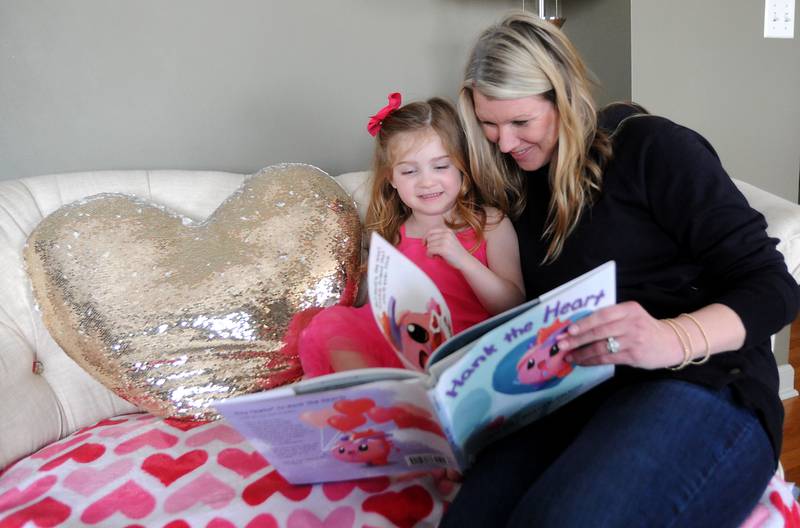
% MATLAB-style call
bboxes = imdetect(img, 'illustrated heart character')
[25,164,362,420]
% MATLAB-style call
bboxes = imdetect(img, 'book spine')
[428,389,467,471]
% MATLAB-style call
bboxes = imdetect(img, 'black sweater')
[513,114,800,461]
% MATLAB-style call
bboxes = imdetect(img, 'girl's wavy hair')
[366,97,488,248]
[458,10,612,263]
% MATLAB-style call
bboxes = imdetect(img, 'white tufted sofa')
[0,169,799,526]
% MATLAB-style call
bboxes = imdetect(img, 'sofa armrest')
[733,178,800,283]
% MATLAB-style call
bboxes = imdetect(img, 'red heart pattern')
[38,443,105,471]
[322,477,390,501]
[243,471,312,505]
[0,476,57,513]
[0,413,453,527]
[217,448,268,478]
[363,485,434,528]
[0,497,71,527]
[142,450,208,486]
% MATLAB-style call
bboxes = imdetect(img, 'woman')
[442,11,800,528]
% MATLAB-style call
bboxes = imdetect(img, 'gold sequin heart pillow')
[25,164,362,420]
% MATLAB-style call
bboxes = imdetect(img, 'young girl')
[298,94,524,377]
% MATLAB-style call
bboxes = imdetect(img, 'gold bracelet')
[680,313,711,365]
[664,318,691,370]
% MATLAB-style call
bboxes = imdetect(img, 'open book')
[215,235,616,484]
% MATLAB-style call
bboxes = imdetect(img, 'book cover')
[215,253,617,484]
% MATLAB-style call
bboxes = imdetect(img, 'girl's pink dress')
[298,225,491,377]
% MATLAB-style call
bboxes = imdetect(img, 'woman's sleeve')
[632,117,799,347]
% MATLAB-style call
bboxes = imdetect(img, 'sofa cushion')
[0,413,454,527]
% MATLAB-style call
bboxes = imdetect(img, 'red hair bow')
[367,92,402,136]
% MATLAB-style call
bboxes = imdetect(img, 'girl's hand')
[424,228,472,270]
[555,301,685,370]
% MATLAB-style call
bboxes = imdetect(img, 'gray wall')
[0,0,630,181]
[631,0,800,202]
[564,0,631,106]
[632,0,799,365]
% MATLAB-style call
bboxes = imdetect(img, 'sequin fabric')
[24,164,362,420]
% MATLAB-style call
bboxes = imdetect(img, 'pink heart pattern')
[0,412,455,527]
[185,425,243,447]
[114,429,178,454]
[63,459,134,496]
[286,507,355,528]
[163,473,235,513]
[80,480,155,523]
[0,475,57,513]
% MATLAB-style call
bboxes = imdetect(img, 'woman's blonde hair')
[366,97,487,248]
[458,10,612,262]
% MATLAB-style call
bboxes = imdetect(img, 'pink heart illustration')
[63,458,134,496]
[0,475,57,513]
[185,425,243,447]
[163,473,235,514]
[217,448,268,478]
[114,429,178,455]
[31,433,92,460]
[80,480,156,523]
[287,507,355,528]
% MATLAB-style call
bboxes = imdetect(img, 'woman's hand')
[424,228,473,270]
[555,301,685,369]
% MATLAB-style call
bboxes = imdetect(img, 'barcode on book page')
[405,454,449,467]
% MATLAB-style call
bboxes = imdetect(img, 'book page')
[367,232,453,371]
[430,262,617,466]
[215,377,458,484]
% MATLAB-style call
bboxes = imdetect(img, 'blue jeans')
[440,379,775,528]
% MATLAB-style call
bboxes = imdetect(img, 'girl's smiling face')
[473,91,560,172]
[390,129,462,223]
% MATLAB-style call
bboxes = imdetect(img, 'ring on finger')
[606,336,620,354]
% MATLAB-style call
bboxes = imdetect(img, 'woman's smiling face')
[472,91,560,172]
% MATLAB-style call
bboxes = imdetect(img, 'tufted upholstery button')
[729,368,741,375]
[32,361,44,375]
